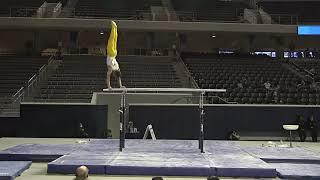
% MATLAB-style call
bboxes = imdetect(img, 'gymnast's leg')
[106,66,113,89]
[114,70,124,88]
[107,21,118,58]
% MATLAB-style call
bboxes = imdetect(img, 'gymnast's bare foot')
[111,20,117,28]
[107,86,113,90]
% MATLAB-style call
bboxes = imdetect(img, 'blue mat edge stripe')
[106,165,214,176]
[262,158,320,164]
[47,164,106,174]
[216,167,277,177]
[0,154,63,162]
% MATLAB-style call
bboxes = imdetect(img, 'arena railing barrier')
[5,7,243,23]
[25,55,61,99]
[102,88,226,153]
[64,47,172,57]
[176,52,199,88]
[269,14,299,25]
[9,7,40,17]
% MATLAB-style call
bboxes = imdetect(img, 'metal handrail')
[13,87,24,99]
[27,74,37,85]
[290,60,314,78]
[39,64,46,72]
[0,55,55,115]
[177,53,199,88]
[27,55,55,88]
[269,13,299,25]
[207,95,235,104]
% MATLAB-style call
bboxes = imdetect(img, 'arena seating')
[259,1,320,24]
[0,56,47,115]
[171,0,247,22]
[0,0,67,17]
[0,56,46,97]
[74,0,147,19]
[184,55,320,105]
[149,0,162,6]
[33,56,182,102]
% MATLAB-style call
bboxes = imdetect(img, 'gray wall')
[93,92,195,138]
[18,103,108,138]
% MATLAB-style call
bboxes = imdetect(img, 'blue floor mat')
[271,162,320,179]
[203,143,277,178]
[0,161,32,180]
[0,144,80,162]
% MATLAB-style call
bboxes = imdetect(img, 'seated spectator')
[152,177,163,180]
[307,115,318,142]
[74,166,89,180]
[296,115,307,142]
[264,81,271,90]
[297,80,306,89]
[309,68,315,74]
[227,130,240,140]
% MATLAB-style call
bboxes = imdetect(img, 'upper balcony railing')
[1,7,319,24]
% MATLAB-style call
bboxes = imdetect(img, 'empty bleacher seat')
[32,55,183,103]
[184,55,317,105]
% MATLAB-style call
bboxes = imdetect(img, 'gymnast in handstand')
[106,21,124,89]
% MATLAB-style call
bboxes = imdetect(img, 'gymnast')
[106,20,124,89]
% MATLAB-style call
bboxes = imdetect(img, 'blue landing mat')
[48,152,212,176]
[47,140,277,177]
[271,163,320,179]
[243,147,320,163]
[73,139,118,154]
[0,161,32,180]
[204,153,276,177]
[0,144,80,162]
[108,152,212,176]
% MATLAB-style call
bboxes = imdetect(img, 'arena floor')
[1,138,319,180]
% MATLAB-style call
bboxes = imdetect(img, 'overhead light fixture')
[211,34,216,38]
[100,32,104,35]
